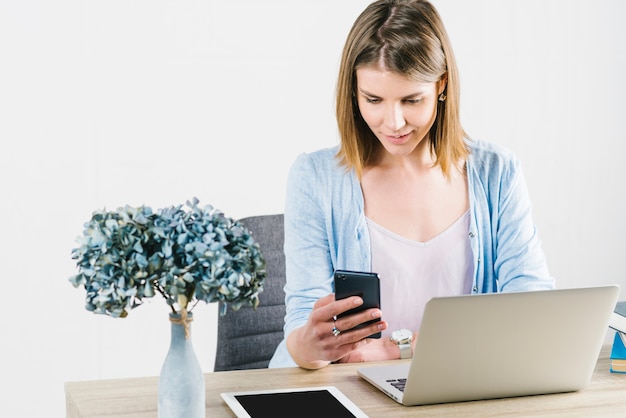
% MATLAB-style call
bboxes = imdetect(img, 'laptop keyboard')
[386,378,407,392]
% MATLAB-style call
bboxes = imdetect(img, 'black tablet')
[220,386,368,418]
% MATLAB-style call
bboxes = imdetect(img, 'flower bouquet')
[69,198,267,332]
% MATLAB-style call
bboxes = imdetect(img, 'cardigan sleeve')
[282,153,335,336]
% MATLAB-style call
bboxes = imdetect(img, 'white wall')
[1,1,624,416]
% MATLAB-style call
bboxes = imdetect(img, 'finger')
[311,294,363,325]
[310,294,338,323]
[334,307,382,332]
[312,293,336,310]
[331,295,364,318]
[337,326,387,354]
[334,321,387,347]
[331,330,384,363]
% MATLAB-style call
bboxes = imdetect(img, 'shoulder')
[468,139,518,165]
[467,139,522,181]
[292,146,340,165]
[289,146,346,181]
[310,145,340,159]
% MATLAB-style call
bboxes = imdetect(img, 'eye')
[403,98,423,105]
[365,97,381,104]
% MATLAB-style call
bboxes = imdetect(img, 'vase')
[158,312,205,418]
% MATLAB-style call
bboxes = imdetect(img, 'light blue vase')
[158,312,205,418]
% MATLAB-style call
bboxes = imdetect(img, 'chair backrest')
[213,214,286,371]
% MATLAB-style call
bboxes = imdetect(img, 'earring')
[438,92,447,102]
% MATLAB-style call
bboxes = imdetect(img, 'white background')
[1,1,625,416]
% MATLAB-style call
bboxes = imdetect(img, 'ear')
[438,73,448,95]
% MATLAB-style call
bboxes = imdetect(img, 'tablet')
[220,386,369,418]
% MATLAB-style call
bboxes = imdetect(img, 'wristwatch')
[390,329,413,359]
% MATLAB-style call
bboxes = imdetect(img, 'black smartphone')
[333,269,381,339]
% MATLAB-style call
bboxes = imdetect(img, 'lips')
[384,132,412,145]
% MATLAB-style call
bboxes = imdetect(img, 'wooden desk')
[66,344,626,417]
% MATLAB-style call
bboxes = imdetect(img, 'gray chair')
[214,214,286,371]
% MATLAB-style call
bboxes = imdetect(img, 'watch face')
[391,329,412,342]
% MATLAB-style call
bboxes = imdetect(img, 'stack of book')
[609,301,626,374]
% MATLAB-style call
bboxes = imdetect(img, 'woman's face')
[355,66,445,159]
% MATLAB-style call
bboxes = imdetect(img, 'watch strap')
[398,342,412,359]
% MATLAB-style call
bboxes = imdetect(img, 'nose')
[383,103,406,132]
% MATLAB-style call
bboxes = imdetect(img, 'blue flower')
[69,198,266,317]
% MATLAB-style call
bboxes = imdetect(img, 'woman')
[269,0,554,369]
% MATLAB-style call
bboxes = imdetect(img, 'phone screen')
[333,270,381,338]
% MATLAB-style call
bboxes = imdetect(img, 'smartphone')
[333,269,381,339]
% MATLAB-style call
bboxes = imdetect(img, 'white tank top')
[367,210,473,337]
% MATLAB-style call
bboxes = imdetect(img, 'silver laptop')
[358,285,619,406]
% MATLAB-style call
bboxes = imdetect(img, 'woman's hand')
[333,337,399,363]
[286,293,387,369]
[335,330,418,363]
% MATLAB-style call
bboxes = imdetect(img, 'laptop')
[357,285,619,406]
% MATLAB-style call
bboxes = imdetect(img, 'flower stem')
[153,282,177,313]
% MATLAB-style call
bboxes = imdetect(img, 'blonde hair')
[336,0,468,179]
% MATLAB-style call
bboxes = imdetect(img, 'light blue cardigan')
[269,139,554,368]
